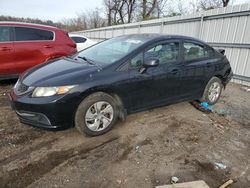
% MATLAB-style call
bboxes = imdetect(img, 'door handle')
[170,69,178,75]
[44,45,53,49]
[0,47,12,51]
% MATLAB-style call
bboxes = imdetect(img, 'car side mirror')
[139,59,159,73]
[144,59,159,68]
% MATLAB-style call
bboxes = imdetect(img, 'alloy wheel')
[85,101,114,131]
[208,82,221,103]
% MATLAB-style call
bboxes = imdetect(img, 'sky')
[0,0,103,21]
[0,0,249,22]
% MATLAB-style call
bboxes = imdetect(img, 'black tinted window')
[15,27,54,41]
[184,42,209,61]
[71,36,86,43]
[0,26,10,42]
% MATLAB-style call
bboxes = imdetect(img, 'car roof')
[0,21,58,30]
[120,33,206,44]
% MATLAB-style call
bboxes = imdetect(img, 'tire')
[75,92,118,136]
[201,77,223,105]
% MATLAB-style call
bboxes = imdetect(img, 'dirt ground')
[0,80,249,188]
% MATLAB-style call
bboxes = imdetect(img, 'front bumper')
[8,90,81,130]
[15,110,54,129]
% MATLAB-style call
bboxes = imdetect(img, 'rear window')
[15,27,54,41]
[71,36,86,43]
[0,26,11,42]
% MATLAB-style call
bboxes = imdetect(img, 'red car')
[0,22,77,80]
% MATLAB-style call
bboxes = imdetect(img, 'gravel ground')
[0,80,249,188]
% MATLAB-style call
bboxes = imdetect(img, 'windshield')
[77,35,150,65]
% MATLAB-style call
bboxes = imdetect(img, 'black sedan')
[9,34,233,136]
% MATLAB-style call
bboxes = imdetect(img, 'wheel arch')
[214,74,224,81]
[214,67,231,87]
[76,87,127,122]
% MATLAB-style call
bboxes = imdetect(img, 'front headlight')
[32,85,76,97]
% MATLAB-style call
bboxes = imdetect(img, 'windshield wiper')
[77,56,95,65]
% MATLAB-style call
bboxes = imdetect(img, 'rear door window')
[0,26,11,42]
[71,36,86,43]
[183,42,210,61]
[15,27,54,41]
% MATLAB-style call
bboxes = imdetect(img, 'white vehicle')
[69,34,96,51]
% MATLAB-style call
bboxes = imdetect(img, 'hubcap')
[85,101,114,132]
[208,82,221,103]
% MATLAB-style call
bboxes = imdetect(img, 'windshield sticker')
[125,39,142,44]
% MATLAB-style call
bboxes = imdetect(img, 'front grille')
[14,80,32,95]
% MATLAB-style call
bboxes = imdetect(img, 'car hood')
[21,58,100,86]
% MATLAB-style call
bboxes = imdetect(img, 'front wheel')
[201,77,223,105]
[75,92,118,136]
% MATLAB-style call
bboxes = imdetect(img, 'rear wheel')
[201,77,223,105]
[75,92,118,136]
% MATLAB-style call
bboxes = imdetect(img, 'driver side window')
[130,52,143,68]
[129,41,179,69]
[145,42,179,64]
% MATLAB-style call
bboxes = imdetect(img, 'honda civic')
[9,34,233,136]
